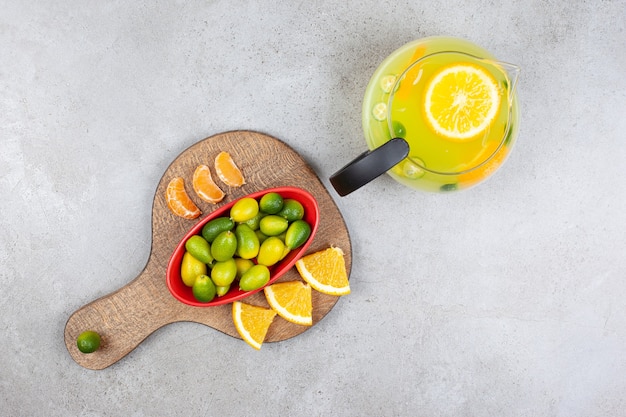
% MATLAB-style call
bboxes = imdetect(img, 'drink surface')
[362,37,519,192]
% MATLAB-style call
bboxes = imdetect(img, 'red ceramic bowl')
[166,186,319,307]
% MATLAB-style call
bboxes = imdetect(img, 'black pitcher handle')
[329,138,410,196]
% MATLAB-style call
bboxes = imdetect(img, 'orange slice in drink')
[395,45,426,100]
[458,140,509,187]
[232,301,277,350]
[295,247,350,296]
[192,164,225,204]
[165,177,201,219]
[423,63,501,141]
[215,151,245,187]
[264,281,313,326]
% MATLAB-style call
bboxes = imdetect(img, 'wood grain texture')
[64,131,352,370]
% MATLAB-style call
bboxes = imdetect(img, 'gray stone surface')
[2,1,625,416]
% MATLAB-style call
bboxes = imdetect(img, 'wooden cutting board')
[64,130,352,370]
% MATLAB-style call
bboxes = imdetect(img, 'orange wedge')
[215,151,245,187]
[192,164,225,203]
[165,177,201,219]
[295,247,350,296]
[264,281,312,326]
[232,301,277,350]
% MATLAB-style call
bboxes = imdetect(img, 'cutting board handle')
[64,261,177,370]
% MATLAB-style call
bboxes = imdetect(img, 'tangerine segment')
[295,247,350,296]
[215,151,245,187]
[166,177,201,219]
[232,301,277,350]
[423,63,501,141]
[192,164,225,203]
[264,281,313,326]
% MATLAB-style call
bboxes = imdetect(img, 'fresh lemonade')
[362,37,520,192]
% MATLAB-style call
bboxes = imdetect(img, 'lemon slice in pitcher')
[423,63,501,141]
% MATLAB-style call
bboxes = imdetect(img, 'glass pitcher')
[331,37,520,195]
